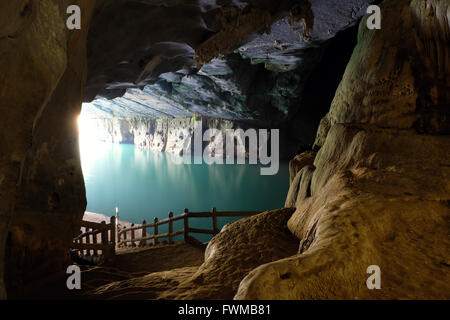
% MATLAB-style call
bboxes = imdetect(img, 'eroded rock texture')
[0,0,99,298]
[235,0,450,299]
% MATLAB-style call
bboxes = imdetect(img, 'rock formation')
[235,0,450,299]
[0,0,102,298]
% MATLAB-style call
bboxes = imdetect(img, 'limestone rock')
[289,165,315,209]
[1,0,98,298]
[314,0,450,148]
[235,0,450,300]
[85,0,373,102]
[285,170,302,208]
[285,151,316,207]
[289,151,316,184]
[157,208,298,299]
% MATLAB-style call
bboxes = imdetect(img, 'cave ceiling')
[84,0,375,122]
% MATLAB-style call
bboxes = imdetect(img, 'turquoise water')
[80,141,289,241]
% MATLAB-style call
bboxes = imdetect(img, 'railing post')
[92,227,98,256]
[131,223,136,247]
[168,212,174,244]
[140,220,147,247]
[86,228,91,256]
[183,208,189,242]
[101,221,107,255]
[212,207,219,235]
[123,227,127,247]
[110,216,116,252]
[115,207,120,229]
[102,217,116,263]
[154,217,159,245]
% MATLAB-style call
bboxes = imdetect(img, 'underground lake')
[80,139,290,242]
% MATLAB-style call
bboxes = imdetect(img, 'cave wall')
[84,115,264,160]
[235,0,450,299]
[0,0,98,298]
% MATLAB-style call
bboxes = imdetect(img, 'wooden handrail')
[188,227,215,235]
[116,208,261,249]
[79,220,111,230]
[71,216,116,263]
[188,211,261,218]
[117,210,259,235]
[119,214,186,232]
[118,229,184,246]
[73,229,101,241]
[74,208,262,256]
[71,243,111,250]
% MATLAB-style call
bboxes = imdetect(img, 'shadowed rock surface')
[0,0,98,299]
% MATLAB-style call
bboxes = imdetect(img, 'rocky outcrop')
[84,0,374,102]
[285,151,316,207]
[0,0,101,298]
[235,0,450,299]
[288,151,317,184]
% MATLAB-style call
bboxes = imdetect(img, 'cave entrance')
[77,104,290,243]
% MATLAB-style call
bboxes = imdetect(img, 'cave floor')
[22,242,204,300]
[77,242,205,299]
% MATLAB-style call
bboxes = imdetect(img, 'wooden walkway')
[71,208,261,264]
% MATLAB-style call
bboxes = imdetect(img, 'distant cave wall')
[0,0,98,298]
[84,116,268,159]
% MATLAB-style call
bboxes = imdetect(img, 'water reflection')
[80,141,289,240]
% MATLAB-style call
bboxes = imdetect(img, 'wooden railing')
[71,216,116,262]
[117,208,261,248]
[71,208,262,264]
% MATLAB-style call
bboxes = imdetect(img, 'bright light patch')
[78,113,97,143]
[78,108,109,180]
